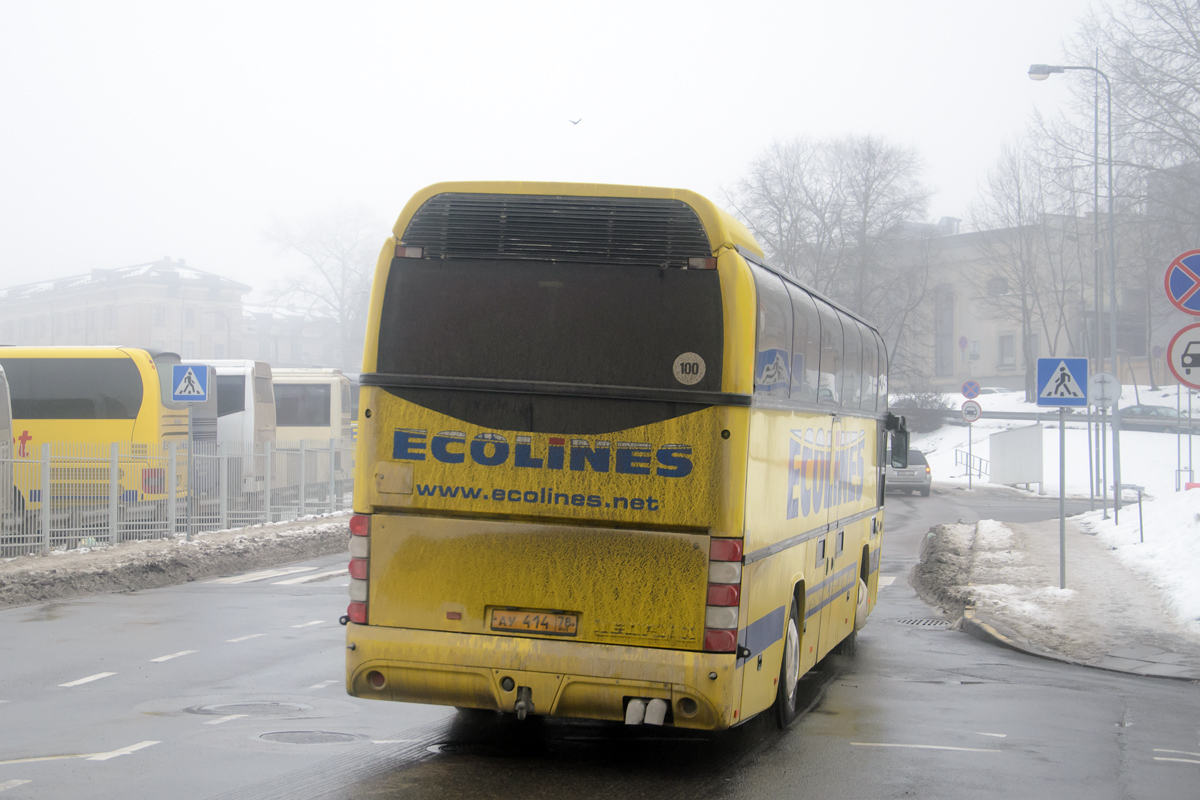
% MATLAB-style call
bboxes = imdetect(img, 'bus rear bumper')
[346,624,740,730]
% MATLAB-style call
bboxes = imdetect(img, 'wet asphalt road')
[1,485,1197,799]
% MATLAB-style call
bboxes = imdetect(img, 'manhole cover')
[260,731,362,745]
[897,618,951,628]
[188,702,313,717]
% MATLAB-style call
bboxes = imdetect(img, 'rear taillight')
[347,514,370,623]
[925,466,931,474]
[704,538,743,653]
[142,467,165,495]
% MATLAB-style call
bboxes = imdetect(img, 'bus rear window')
[0,358,143,420]
[217,375,246,417]
[375,258,723,392]
[276,384,331,427]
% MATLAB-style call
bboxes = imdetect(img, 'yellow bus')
[0,347,188,533]
[345,182,908,730]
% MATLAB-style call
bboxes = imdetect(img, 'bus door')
[819,418,859,659]
[802,416,837,664]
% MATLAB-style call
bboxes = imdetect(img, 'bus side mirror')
[889,428,909,469]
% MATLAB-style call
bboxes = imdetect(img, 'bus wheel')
[774,598,802,729]
[854,577,869,631]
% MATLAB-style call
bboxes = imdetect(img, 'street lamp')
[1029,62,1123,515]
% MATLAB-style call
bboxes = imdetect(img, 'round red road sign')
[1164,250,1200,315]
[1167,322,1200,390]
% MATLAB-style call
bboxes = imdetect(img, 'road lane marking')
[150,650,197,663]
[273,568,348,585]
[879,576,896,587]
[86,741,159,761]
[208,566,317,584]
[1155,748,1200,758]
[977,732,1007,738]
[0,741,159,765]
[0,780,32,792]
[227,634,266,643]
[1155,757,1200,765]
[291,620,324,628]
[373,740,424,744]
[59,672,116,687]
[308,680,338,690]
[851,742,1000,753]
[339,582,349,587]
[204,714,248,726]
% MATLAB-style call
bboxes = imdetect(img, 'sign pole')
[1059,406,1066,589]
[968,428,973,491]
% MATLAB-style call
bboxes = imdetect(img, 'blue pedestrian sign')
[171,364,208,403]
[961,380,981,399]
[1037,358,1088,407]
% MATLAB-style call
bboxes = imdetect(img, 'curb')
[961,607,1200,683]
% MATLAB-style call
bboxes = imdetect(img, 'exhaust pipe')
[624,699,646,725]
[514,686,534,720]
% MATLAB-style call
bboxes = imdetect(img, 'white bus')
[205,359,277,446]
[271,368,352,445]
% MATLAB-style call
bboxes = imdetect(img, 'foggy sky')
[0,0,1093,298]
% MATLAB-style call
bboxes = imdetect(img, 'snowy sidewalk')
[911,517,1200,679]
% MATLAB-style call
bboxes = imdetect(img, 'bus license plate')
[490,608,578,637]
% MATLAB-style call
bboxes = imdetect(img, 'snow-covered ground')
[916,386,1200,498]
[912,386,1200,634]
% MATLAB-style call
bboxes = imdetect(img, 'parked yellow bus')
[346,182,908,730]
[0,347,188,529]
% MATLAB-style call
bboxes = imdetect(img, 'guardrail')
[954,448,989,477]
[0,438,355,557]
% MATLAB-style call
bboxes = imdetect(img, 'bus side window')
[873,329,889,409]
[838,311,863,411]
[814,300,843,407]
[786,283,821,404]
[751,265,792,399]
[859,321,878,414]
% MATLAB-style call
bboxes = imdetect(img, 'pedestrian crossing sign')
[1037,358,1088,407]
[171,364,208,403]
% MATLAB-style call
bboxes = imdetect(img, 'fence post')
[168,442,177,538]
[108,442,119,544]
[263,441,272,525]
[40,443,51,555]
[299,440,307,518]
[218,441,228,531]
[328,438,336,514]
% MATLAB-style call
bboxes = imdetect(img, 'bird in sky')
[569,118,582,125]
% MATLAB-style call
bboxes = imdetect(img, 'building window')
[183,342,195,358]
[214,343,224,358]
[185,308,195,328]
[104,307,115,329]
[987,277,1010,296]
[37,316,48,340]
[53,314,64,337]
[2,320,11,341]
[969,340,980,361]
[155,307,166,327]
[258,340,271,360]
[999,335,1015,367]
[87,309,97,333]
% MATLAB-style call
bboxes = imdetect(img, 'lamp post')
[1029,62,1122,515]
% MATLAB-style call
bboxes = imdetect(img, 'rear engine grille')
[401,193,712,268]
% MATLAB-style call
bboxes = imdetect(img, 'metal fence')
[0,438,355,557]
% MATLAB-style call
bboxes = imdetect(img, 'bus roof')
[393,181,764,260]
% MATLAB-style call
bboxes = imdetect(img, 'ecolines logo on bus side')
[786,428,867,519]
[393,429,694,478]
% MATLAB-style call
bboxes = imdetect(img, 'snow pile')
[912,515,1200,664]
[1077,490,1200,631]
[0,513,351,610]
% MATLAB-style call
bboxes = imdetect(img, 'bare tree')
[726,135,932,383]
[265,207,383,372]
[970,141,1083,400]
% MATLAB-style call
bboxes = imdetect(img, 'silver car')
[886,448,931,496]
